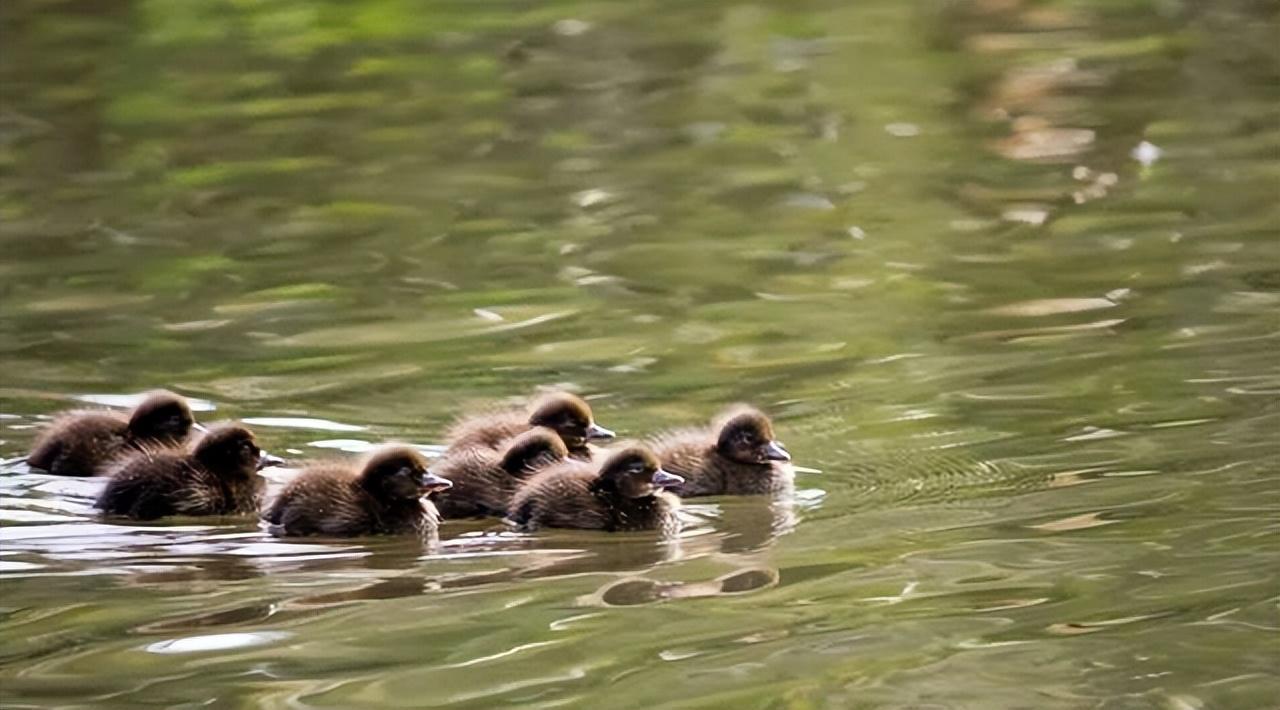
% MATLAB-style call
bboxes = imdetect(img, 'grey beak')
[651,468,684,489]
[586,423,615,441]
[421,470,453,493]
[257,451,286,470]
[764,440,791,462]
[192,422,209,434]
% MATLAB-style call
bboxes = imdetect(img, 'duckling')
[434,427,569,519]
[27,390,198,476]
[264,445,453,538]
[507,446,683,533]
[651,407,792,497]
[96,423,275,520]
[446,392,614,461]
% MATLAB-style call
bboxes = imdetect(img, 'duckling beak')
[651,468,684,489]
[763,440,792,462]
[257,451,286,470]
[420,470,453,493]
[585,423,615,441]
[192,423,209,434]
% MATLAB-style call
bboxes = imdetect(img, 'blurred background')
[1,0,1277,707]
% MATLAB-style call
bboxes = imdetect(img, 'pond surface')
[1,0,1278,708]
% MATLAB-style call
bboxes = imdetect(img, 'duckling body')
[265,446,451,538]
[96,424,266,520]
[508,446,683,533]
[653,408,792,497]
[446,392,614,461]
[434,428,568,519]
[27,391,197,477]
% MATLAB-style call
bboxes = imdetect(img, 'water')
[2,0,1278,707]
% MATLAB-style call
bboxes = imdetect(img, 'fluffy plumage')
[652,407,792,497]
[96,423,265,520]
[507,446,682,533]
[434,427,568,519]
[27,391,197,477]
[445,392,614,461]
[264,445,451,538]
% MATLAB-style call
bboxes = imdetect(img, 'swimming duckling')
[264,445,453,538]
[446,392,614,461]
[507,446,683,533]
[27,390,198,476]
[434,427,569,519]
[96,423,275,520]
[651,407,792,497]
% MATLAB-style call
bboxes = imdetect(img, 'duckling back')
[265,464,435,538]
[507,461,604,530]
[435,427,568,519]
[652,427,793,497]
[266,465,374,536]
[444,409,528,454]
[97,447,260,520]
[431,448,512,518]
[27,410,130,476]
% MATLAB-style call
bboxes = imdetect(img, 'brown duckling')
[651,407,792,497]
[446,392,614,461]
[434,427,569,519]
[507,446,684,533]
[27,390,199,476]
[264,445,453,538]
[96,423,276,520]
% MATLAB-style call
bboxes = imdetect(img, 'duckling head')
[500,427,569,475]
[595,446,683,499]
[528,392,615,449]
[716,408,791,465]
[360,445,452,502]
[192,424,266,478]
[128,390,196,442]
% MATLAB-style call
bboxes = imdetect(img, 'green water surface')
[1,0,1277,708]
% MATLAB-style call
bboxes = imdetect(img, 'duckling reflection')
[446,391,615,461]
[652,406,793,497]
[577,566,781,607]
[28,390,198,476]
[702,494,800,555]
[134,599,279,633]
[400,535,687,596]
[118,555,267,587]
